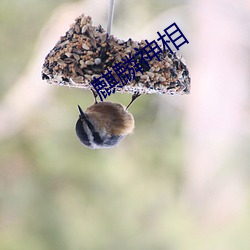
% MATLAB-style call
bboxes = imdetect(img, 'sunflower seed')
[85,60,94,65]
[82,43,90,50]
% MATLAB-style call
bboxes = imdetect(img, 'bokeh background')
[1,0,250,249]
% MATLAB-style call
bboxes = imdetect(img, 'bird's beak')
[77,105,86,119]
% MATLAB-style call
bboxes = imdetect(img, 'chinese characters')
[91,22,189,101]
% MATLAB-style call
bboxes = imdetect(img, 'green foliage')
[0,0,70,98]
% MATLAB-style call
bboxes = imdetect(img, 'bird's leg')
[126,92,141,110]
[91,89,98,104]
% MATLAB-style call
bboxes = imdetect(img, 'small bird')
[75,91,140,149]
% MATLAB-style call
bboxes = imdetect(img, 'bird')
[75,91,140,149]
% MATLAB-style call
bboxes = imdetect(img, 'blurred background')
[1,0,250,249]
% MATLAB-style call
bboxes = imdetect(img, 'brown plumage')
[75,101,135,149]
[85,102,134,135]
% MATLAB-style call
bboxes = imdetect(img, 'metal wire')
[107,0,115,34]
